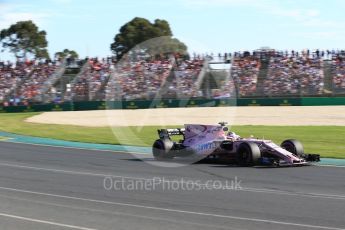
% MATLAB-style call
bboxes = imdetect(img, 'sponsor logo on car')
[196,142,217,152]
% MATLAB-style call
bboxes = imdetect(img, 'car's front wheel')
[236,142,261,166]
[281,139,304,157]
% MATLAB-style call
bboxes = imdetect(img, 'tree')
[54,49,79,59]
[110,17,187,59]
[0,20,48,59]
[36,49,50,60]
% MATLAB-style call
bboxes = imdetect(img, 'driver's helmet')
[228,131,240,140]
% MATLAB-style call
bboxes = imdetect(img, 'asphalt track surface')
[0,141,344,230]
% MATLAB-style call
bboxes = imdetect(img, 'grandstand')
[1,49,345,106]
[0,59,65,105]
[331,55,345,94]
[64,58,114,102]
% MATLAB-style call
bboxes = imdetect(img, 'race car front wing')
[258,153,320,166]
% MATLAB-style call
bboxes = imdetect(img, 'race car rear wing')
[158,128,185,139]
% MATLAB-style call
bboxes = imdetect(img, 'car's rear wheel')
[281,139,304,157]
[236,142,261,166]
[152,139,174,160]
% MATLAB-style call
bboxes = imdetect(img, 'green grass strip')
[0,113,344,158]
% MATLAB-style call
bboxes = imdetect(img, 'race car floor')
[0,141,344,230]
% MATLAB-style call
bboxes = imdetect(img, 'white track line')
[0,161,345,201]
[242,187,345,200]
[0,161,124,179]
[0,212,96,230]
[0,193,239,230]
[0,186,343,230]
[316,164,345,168]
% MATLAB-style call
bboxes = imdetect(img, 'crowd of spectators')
[264,55,324,96]
[1,59,62,105]
[162,58,204,99]
[230,56,260,97]
[105,54,205,101]
[107,57,173,100]
[233,49,345,60]
[209,49,339,98]
[331,55,345,92]
[67,57,114,101]
[0,60,33,105]
[2,49,345,106]
[15,60,61,103]
[211,78,236,99]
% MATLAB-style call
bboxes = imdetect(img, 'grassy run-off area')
[0,112,344,158]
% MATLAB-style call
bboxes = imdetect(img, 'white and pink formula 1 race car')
[152,122,320,166]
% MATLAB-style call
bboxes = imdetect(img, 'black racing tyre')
[236,142,261,166]
[152,139,174,160]
[281,139,304,157]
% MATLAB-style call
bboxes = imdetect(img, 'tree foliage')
[0,20,49,59]
[55,49,79,59]
[110,17,187,59]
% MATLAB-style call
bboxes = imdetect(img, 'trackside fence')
[0,97,344,113]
